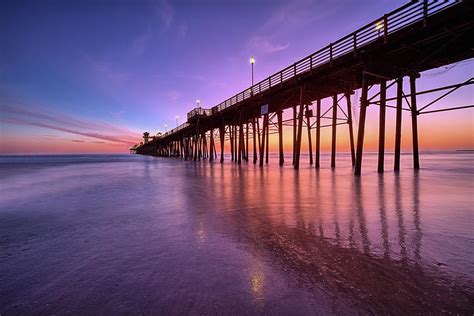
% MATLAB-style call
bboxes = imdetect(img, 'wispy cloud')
[246,0,337,55]
[164,90,181,102]
[178,22,187,38]
[155,0,174,30]
[132,24,153,56]
[0,103,141,145]
[247,36,289,54]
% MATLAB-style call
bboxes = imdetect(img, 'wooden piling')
[345,92,356,166]
[259,116,266,166]
[246,122,249,161]
[230,125,234,161]
[265,114,269,164]
[278,110,284,165]
[377,80,387,173]
[209,129,214,161]
[293,104,297,165]
[252,118,257,164]
[306,104,313,165]
[394,76,403,172]
[315,99,321,169]
[410,73,420,170]
[219,124,225,163]
[294,85,305,170]
[238,115,242,164]
[355,72,369,176]
[331,94,337,168]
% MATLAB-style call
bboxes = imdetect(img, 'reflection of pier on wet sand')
[199,165,473,314]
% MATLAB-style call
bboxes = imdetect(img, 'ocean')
[0,153,473,314]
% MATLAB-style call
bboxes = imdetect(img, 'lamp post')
[164,124,168,132]
[249,56,255,86]
[175,115,179,127]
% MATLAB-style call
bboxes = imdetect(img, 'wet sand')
[0,153,473,314]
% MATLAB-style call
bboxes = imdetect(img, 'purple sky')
[1,0,472,153]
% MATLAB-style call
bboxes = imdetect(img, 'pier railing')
[209,0,456,113]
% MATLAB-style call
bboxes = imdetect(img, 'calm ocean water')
[0,153,473,314]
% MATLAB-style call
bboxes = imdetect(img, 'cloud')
[247,36,289,54]
[93,61,129,85]
[0,103,141,146]
[132,25,153,56]
[246,0,337,55]
[178,22,187,38]
[155,0,174,30]
[164,90,181,102]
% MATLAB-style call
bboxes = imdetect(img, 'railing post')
[423,0,428,27]
[330,43,333,64]
[383,14,388,44]
[353,33,357,57]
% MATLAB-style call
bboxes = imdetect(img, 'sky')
[0,0,472,154]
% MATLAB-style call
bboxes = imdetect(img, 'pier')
[135,1,473,175]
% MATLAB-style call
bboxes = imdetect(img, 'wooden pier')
[135,1,474,175]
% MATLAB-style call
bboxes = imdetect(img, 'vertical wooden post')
[278,110,284,166]
[345,92,356,166]
[377,80,387,173]
[265,114,269,164]
[394,76,403,172]
[184,139,187,158]
[315,99,321,169]
[294,85,305,170]
[256,117,261,160]
[306,104,313,165]
[293,104,297,165]
[253,118,257,164]
[238,114,242,164]
[219,124,225,163]
[209,129,214,161]
[410,73,420,170]
[246,122,249,161]
[355,72,369,176]
[202,134,205,159]
[194,134,198,161]
[230,125,234,161]
[331,94,337,168]
[234,125,238,164]
[259,116,266,166]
